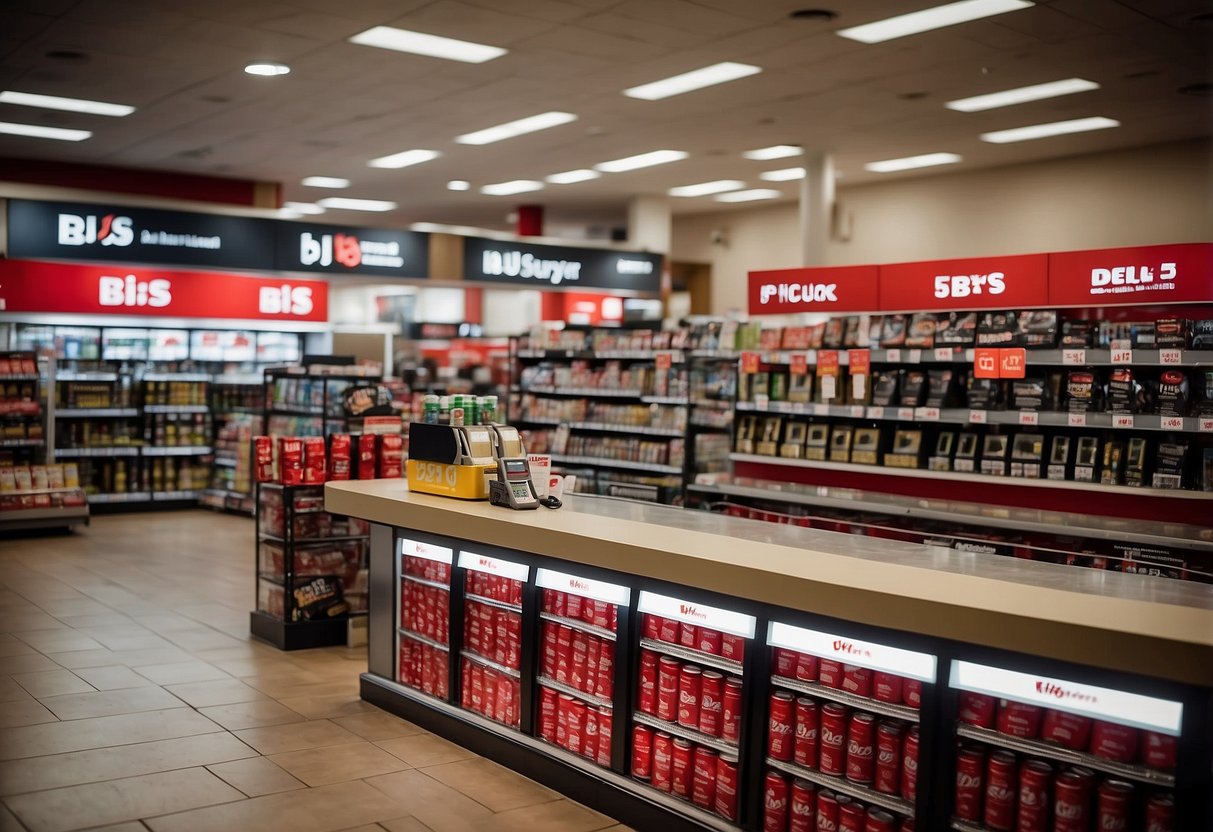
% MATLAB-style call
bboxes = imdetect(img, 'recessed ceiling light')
[0,121,90,141]
[945,78,1099,112]
[668,180,746,197]
[456,111,577,145]
[283,201,325,215]
[760,167,806,181]
[316,197,397,212]
[447,180,471,191]
[301,176,350,189]
[545,169,601,184]
[244,62,291,76]
[594,149,688,173]
[789,9,839,20]
[624,62,763,101]
[367,149,440,169]
[348,26,506,63]
[837,0,1034,44]
[480,180,544,196]
[0,90,134,117]
[980,116,1119,143]
[715,188,783,202]
[865,152,962,172]
[742,144,801,160]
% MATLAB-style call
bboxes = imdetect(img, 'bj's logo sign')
[679,603,707,621]
[299,232,404,269]
[59,213,134,247]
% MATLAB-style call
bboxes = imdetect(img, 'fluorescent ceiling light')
[715,188,782,203]
[447,180,470,191]
[367,148,440,169]
[668,180,745,197]
[283,201,325,215]
[244,62,291,76]
[0,90,134,117]
[480,180,544,196]
[624,62,762,101]
[546,169,600,184]
[0,121,90,141]
[742,145,801,161]
[760,167,805,181]
[595,149,688,173]
[865,152,962,173]
[946,78,1099,112]
[980,116,1119,143]
[348,25,506,63]
[316,197,397,212]
[838,0,1034,44]
[456,111,576,145]
[301,176,349,189]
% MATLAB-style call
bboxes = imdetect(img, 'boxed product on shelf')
[258,540,364,587]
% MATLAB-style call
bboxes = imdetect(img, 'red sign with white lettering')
[1000,348,1026,379]
[973,348,999,379]
[748,265,879,315]
[879,254,1049,312]
[1047,243,1213,307]
[0,259,328,321]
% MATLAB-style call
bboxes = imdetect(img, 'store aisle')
[0,512,627,832]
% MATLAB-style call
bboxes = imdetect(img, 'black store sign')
[464,237,663,294]
[273,221,429,278]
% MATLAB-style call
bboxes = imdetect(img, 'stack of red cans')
[631,724,741,822]
[398,639,448,698]
[398,555,452,696]
[463,600,521,671]
[466,570,523,606]
[542,589,619,632]
[400,581,449,643]
[459,657,520,728]
[459,571,522,728]
[537,686,613,765]
[771,647,922,710]
[761,770,910,832]
[635,649,742,742]
[643,613,746,664]
[403,553,451,584]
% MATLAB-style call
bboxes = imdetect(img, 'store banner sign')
[747,265,879,315]
[879,253,1049,312]
[0,259,327,322]
[5,199,276,270]
[1047,243,1213,306]
[535,568,630,606]
[463,237,662,293]
[637,590,756,638]
[457,550,530,582]
[399,537,453,564]
[274,221,429,277]
[768,621,937,682]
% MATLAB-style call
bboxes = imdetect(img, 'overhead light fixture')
[447,180,470,191]
[456,111,577,145]
[742,144,801,160]
[668,180,746,197]
[0,121,90,141]
[348,25,506,63]
[301,176,349,189]
[837,0,1034,44]
[760,167,806,181]
[367,149,440,169]
[316,197,397,212]
[545,169,601,184]
[282,201,325,215]
[244,61,291,76]
[865,152,962,172]
[980,116,1119,143]
[946,78,1099,112]
[715,188,783,202]
[0,90,134,117]
[480,180,544,196]
[595,149,688,173]
[624,62,762,101]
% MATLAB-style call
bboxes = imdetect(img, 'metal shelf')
[770,675,919,723]
[144,404,209,414]
[518,349,685,362]
[465,593,522,614]
[567,422,686,438]
[54,446,140,458]
[87,492,152,504]
[765,756,914,817]
[402,574,450,592]
[55,408,139,418]
[526,386,646,398]
[143,373,211,382]
[57,372,118,382]
[0,438,44,447]
[749,347,1213,367]
[537,675,613,709]
[398,627,449,653]
[0,373,39,381]
[460,649,521,679]
[640,396,689,406]
[540,611,617,642]
[633,711,737,755]
[550,455,683,476]
[955,724,1175,787]
[213,457,238,468]
[0,505,89,529]
[951,819,986,832]
[258,533,368,545]
[152,490,201,500]
[142,446,213,456]
[638,637,743,676]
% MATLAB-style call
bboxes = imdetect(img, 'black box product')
[1199,371,1213,416]
[842,316,862,349]
[788,372,813,404]
[925,369,959,408]
[1064,370,1101,413]
[976,311,1018,346]
[1203,447,1213,492]
[1059,319,1096,348]
[829,425,854,463]
[880,315,907,348]
[905,313,936,349]
[1192,319,1213,349]
[1100,440,1125,485]
[967,377,1002,410]
[934,312,977,348]
[1132,322,1157,348]
[780,422,807,459]
[805,424,830,460]
[981,433,1009,476]
[851,427,881,465]
[756,416,783,456]
[867,316,884,347]
[1155,370,1190,416]
[1010,433,1045,478]
[1016,311,1059,349]
[1011,377,1050,411]
[1106,368,1140,414]
[734,415,756,454]
[1152,442,1188,489]
[1154,319,1190,348]
[885,429,923,468]
[1074,436,1100,482]
[929,430,957,471]
[1123,437,1148,487]
[870,371,900,407]
[900,371,927,407]
[750,372,770,403]
[1047,435,1072,480]
[822,318,845,349]
[953,431,981,473]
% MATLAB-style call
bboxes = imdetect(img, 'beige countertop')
[326,480,1213,686]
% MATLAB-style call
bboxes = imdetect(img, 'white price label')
[821,375,836,401]
[1113,414,1135,429]
[850,405,865,418]
[770,621,936,682]
[754,394,770,409]
[400,538,454,565]
[897,407,915,420]
[812,403,829,416]
[458,550,530,582]
[867,406,885,419]
[1110,348,1133,364]
[907,349,922,364]
[915,407,940,421]
[852,375,866,401]
[1062,349,1086,366]
[969,409,987,424]
[1160,416,1184,431]
[1201,418,1213,433]
[1159,349,1182,365]
[773,401,792,413]
[536,568,630,606]
[1019,411,1039,426]
[1068,413,1087,427]
[934,347,953,362]
[638,590,756,638]
[885,349,901,362]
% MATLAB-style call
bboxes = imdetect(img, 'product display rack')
[687,350,737,479]
[264,366,382,439]
[203,374,262,515]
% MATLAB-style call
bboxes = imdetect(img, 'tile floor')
[0,511,628,832]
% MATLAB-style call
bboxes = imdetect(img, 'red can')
[1040,709,1092,751]
[845,711,876,784]
[721,633,745,661]
[983,751,1017,831]
[565,591,582,621]
[873,672,902,704]
[1090,720,1138,763]
[643,613,661,640]
[1053,771,1090,832]
[652,731,673,792]
[700,671,724,737]
[902,678,922,709]
[680,622,698,649]
[789,779,816,832]
[697,627,723,655]
[796,651,819,682]
[817,790,839,832]
[763,770,789,832]
[722,677,743,743]
[996,700,1042,739]
[775,647,798,677]
[900,726,919,803]
[638,650,658,715]
[1146,794,1174,832]
[818,659,844,689]
[555,625,573,685]
[839,800,866,832]
[570,632,589,692]
[819,703,848,776]
[954,746,985,821]
[899,818,914,832]
[583,708,600,760]
[585,638,601,695]
[566,698,586,755]
[691,746,717,809]
[958,691,997,727]
[794,697,820,768]
[1016,759,1052,832]
[631,724,653,779]
[715,752,739,821]
[842,665,873,698]
[657,656,680,722]
[769,691,796,760]
[671,738,693,798]
[874,721,902,795]
[865,809,895,832]
[539,686,558,742]
[678,664,702,729]
[1097,779,1133,831]
[595,645,613,700]
[596,706,612,766]
[658,615,680,643]
[1143,730,1178,770]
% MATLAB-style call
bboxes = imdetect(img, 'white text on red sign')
[933,272,1006,299]
[758,282,838,306]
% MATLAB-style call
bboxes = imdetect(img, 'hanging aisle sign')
[1047,242,1213,307]
[879,253,1049,312]
[274,221,429,277]
[747,264,879,314]
[462,237,662,293]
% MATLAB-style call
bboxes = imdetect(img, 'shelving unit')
[766,756,915,817]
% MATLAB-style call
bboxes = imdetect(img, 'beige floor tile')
[233,719,361,755]
[133,661,230,686]
[277,693,380,720]
[44,648,119,669]
[163,678,267,708]
[0,802,24,832]
[146,779,411,832]
[0,697,58,728]
[75,823,149,832]
[420,758,560,813]
[375,734,476,769]
[206,756,305,797]
[0,676,35,702]
[5,766,244,832]
[72,665,157,691]
[332,712,426,742]
[0,708,220,760]
[12,669,95,698]
[206,657,299,677]
[0,653,62,675]
[0,639,38,658]
[0,732,257,795]
[132,613,202,632]
[489,799,617,832]
[39,685,185,720]
[0,611,66,632]
[337,826,388,832]
[52,613,135,630]
[89,626,175,652]
[379,819,434,832]
[162,630,249,652]
[197,700,305,732]
[14,630,107,653]
[365,770,494,832]
[105,647,196,667]
[243,676,353,699]
[269,741,409,787]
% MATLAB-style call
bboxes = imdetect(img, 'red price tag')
[1113,414,1135,429]
[1068,413,1087,427]
[1160,416,1184,430]
[1159,349,1182,365]
[655,352,672,370]
[1201,418,1213,433]
[818,350,840,373]
[790,353,808,376]
[1018,411,1039,426]
[1062,349,1086,366]
[973,348,1000,379]
[741,352,760,373]
[1000,348,1027,379]
[969,409,987,424]
[847,349,871,375]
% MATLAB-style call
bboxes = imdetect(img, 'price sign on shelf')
[1062,349,1086,366]
[847,349,871,375]
[1068,413,1087,427]
[849,405,865,418]
[915,407,940,421]
[969,409,987,424]
[897,407,915,421]
[1159,349,1182,365]
[867,406,885,419]
[820,375,837,402]
[790,352,809,376]
[769,621,937,682]
[655,351,673,370]
[1200,418,1213,433]
[638,590,756,638]
[907,349,923,364]
[741,351,760,373]
[1160,416,1184,431]
[885,348,901,363]
[1018,411,1039,426]
[1110,340,1132,364]
[934,347,953,362]
[1113,414,1135,429]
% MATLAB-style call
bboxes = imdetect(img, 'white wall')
[672,138,1213,315]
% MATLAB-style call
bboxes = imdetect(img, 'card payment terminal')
[489,457,540,510]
